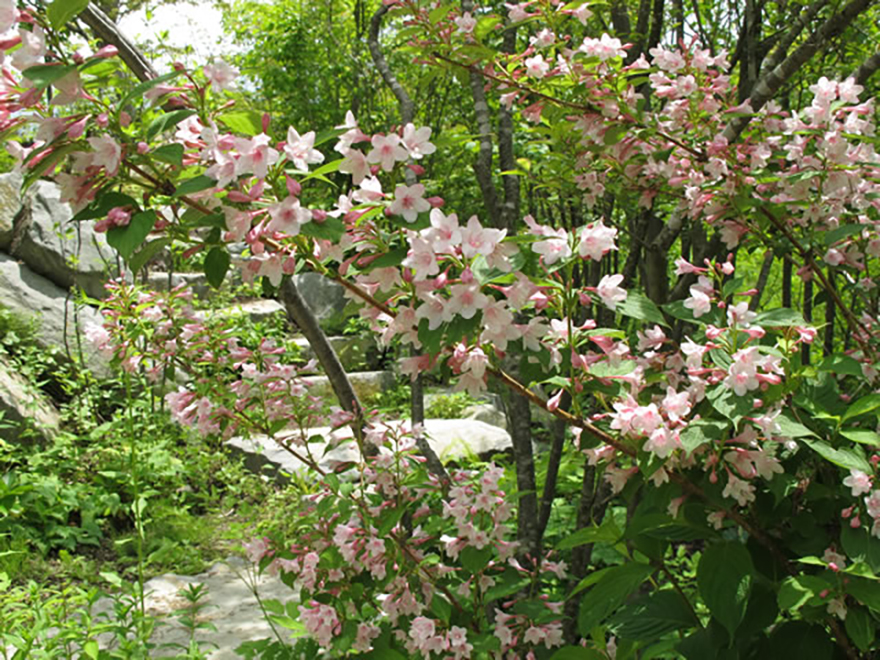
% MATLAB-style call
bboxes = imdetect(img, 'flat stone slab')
[0,355,61,445]
[227,419,512,479]
[302,370,395,404]
[292,334,381,372]
[194,299,286,324]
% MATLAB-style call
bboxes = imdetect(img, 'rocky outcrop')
[302,369,395,404]
[0,356,61,445]
[293,334,382,372]
[293,272,350,333]
[0,254,110,377]
[0,171,22,250]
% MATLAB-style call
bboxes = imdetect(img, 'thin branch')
[80,4,157,82]
[368,5,414,125]
[852,48,880,86]
[759,0,829,79]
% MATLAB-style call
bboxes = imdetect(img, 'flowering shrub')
[6,0,880,657]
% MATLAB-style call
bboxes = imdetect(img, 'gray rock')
[303,370,395,403]
[293,272,350,333]
[0,356,61,445]
[462,402,508,430]
[0,254,111,377]
[228,419,512,480]
[147,272,211,299]
[194,299,286,325]
[13,180,115,300]
[0,171,23,250]
[293,334,381,372]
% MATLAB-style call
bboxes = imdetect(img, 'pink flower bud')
[851,516,861,528]
[67,116,88,139]
[119,111,131,128]
[841,506,854,519]
[370,165,381,176]
[402,268,414,283]
[154,217,169,231]
[407,163,426,176]
[285,175,301,197]
[173,61,186,71]
[262,112,271,133]
[427,196,444,208]
[73,52,85,64]
[283,257,296,274]
[311,209,327,222]
[96,113,109,128]
[819,589,829,599]
[547,389,563,411]
[95,45,119,59]
[460,267,474,284]
[137,142,149,154]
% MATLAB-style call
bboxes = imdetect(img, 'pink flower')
[577,219,617,260]
[422,209,461,253]
[532,227,571,265]
[204,60,239,92]
[402,123,436,159]
[233,133,279,179]
[267,196,311,236]
[844,470,872,497]
[367,133,408,171]
[580,33,626,61]
[403,236,439,282]
[460,215,506,259]
[87,135,122,175]
[447,282,489,320]
[454,11,477,33]
[390,183,431,222]
[524,54,549,78]
[684,287,712,318]
[596,274,627,310]
[283,126,324,171]
[339,148,370,184]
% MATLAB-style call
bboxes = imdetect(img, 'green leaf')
[129,238,171,275]
[461,546,492,575]
[484,568,530,602]
[72,191,139,222]
[777,575,829,611]
[147,109,196,141]
[824,223,866,247]
[608,590,696,641]
[151,143,184,166]
[754,308,806,327]
[377,507,404,537]
[82,640,99,660]
[23,143,83,192]
[679,419,728,455]
[106,211,156,261]
[696,541,753,636]
[765,622,833,660]
[842,525,880,574]
[300,217,344,242]
[22,64,77,89]
[603,124,628,146]
[775,414,816,438]
[845,606,875,652]
[558,520,621,550]
[843,393,880,422]
[301,158,342,181]
[429,595,452,624]
[840,429,880,447]
[577,563,655,636]
[174,175,217,198]
[48,0,90,28]
[204,248,230,289]
[116,71,181,113]
[217,110,264,136]
[800,437,871,473]
[817,354,864,378]
[847,577,880,612]
[549,647,605,660]
[618,291,668,327]
[706,386,752,427]
[365,248,408,272]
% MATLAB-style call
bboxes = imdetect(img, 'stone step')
[193,299,286,324]
[227,418,513,480]
[302,369,396,403]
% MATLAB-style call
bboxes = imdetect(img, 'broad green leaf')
[23,143,82,192]
[204,248,230,289]
[845,606,874,652]
[174,175,217,198]
[146,109,196,141]
[484,568,530,602]
[577,563,655,636]
[300,217,344,242]
[217,110,264,136]
[777,575,829,611]
[847,577,880,612]
[697,541,753,636]
[604,124,628,145]
[679,419,728,455]
[754,308,806,327]
[22,64,77,89]
[800,438,871,473]
[824,223,866,246]
[841,429,880,447]
[775,414,816,438]
[843,393,880,422]
[151,143,184,166]
[706,386,751,427]
[106,211,156,261]
[377,507,404,537]
[129,238,171,275]
[301,158,342,180]
[48,0,90,28]
[842,525,880,574]
[764,622,833,660]
[608,590,696,641]
[429,595,452,624]
[461,546,492,575]
[618,291,668,327]
[558,520,621,550]
[818,354,864,378]
[82,640,99,660]
[364,248,408,272]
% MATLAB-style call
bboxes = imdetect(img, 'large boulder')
[0,356,61,445]
[0,171,22,250]
[292,334,382,372]
[0,254,111,377]
[302,370,396,403]
[292,272,350,333]
[12,181,115,300]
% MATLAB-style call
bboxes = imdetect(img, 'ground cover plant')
[2,0,880,658]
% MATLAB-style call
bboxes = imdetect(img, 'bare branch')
[368,5,414,126]
[81,4,157,82]
[852,49,880,86]
[759,0,829,78]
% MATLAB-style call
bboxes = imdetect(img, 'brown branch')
[80,4,158,82]
[852,48,880,86]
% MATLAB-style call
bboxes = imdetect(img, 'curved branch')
[758,0,829,78]
[80,4,157,82]
[368,5,414,127]
[852,49,880,86]
[722,0,874,143]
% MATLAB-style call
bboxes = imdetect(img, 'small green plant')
[425,391,481,419]
[163,582,218,659]
[363,381,411,417]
